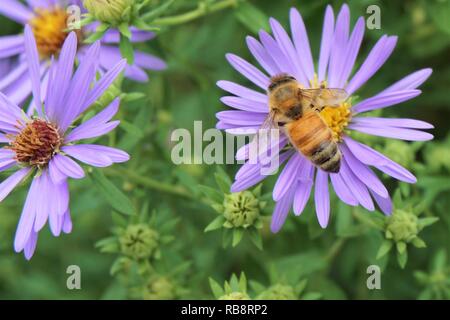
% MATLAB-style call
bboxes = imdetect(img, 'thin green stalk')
[149,0,240,26]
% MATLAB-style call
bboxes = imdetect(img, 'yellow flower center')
[29,7,81,58]
[310,76,352,142]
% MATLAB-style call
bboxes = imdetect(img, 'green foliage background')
[0,0,449,299]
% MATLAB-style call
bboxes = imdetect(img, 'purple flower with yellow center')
[216,5,433,232]
[0,25,129,259]
[0,0,166,105]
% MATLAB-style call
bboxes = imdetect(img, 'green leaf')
[198,185,224,203]
[84,23,109,43]
[214,167,231,193]
[90,169,135,215]
[204,216,225,232]
[248,228,263,250]
[209,278,224,299]
[234,2,270,34]
[376,240,393,259]
[118,22,131,38]
[232,228,244,247]
[119,33,134,64]
[397,250,408,269]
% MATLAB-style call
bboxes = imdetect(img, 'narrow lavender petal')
[0,91,24,122]
[339,160,375,211]
[76,145,130,163]
[62,145,113,167]
[343,136,416,183]
[27,69,49,116]
[371,190,392,215]
[341,144,388,197]
[50,154,85,180]
[52,179,69,217]
[271,16,308,83]
[134,51,166,70]
[318,5,335,82]
[273,153,302,201]
[352,90,422,114]
[0,35,24,59]
[62,210,72,233]
[346,36,398,95]
[216,110,267,126]
[225,127,259,135]
[351,117,434,129]
[315,170,330,228]
[258,30,299,83]
[65,98,120,142]
[226,53,270,90]
[33,172,50,232]
[48,158,67,184]
[46,32,78,122]
[48,209,62,237]
[0,134,10,143]
[14,174,38,252]
[217,80,267,103]
[0,0,33,23]
[0,149,15,159]
[328,4,350,88]
[330,172,358,206]
[337,17,365,87]
[0,167,31,202]
[246,36,280,76]
[123,64,148,82]
[101,28,155,43]
[270,188,295,233]
[220,96,268,113]
[380,68,432,94]
[83,59,127,111]
[0,61,27,91]
[290,8,315,82]
[23,231,38,260]
[348,123,433,141]
[24,25,43,116]
[293,167,314,216]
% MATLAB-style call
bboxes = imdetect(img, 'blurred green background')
[0,0,449,299]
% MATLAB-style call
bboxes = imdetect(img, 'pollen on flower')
[30,7,81,57]
[320,102,352,142]
[8,119,61,167]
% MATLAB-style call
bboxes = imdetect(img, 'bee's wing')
[248,112,279,161]
[299,88,348,111]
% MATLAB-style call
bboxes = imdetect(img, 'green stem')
[149,0,240,26]
[107,167,194,200]
[324,238,346,264]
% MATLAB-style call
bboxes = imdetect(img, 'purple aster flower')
[0,0,166,105]
[216,4,433,232]
[0,25,129,259]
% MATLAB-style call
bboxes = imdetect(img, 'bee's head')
[268,73,296,92]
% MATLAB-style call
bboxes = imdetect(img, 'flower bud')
[256,284,297,300]
[119,224,159,260]
[219,292,251,300]
[143,276,176,300]
[223,191,260,228]
[83,0,134,25]
[385,209,419,243]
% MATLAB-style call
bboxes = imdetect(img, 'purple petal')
[62,145,113,167]
[273,153,302,201]
[315,170,330,228]
[0,167,31,202]
[380,68,432,94]
[352,90,422,114]
[343,136,416,183]
[371,190,392,215]
[318,5,335,82]
[23,231,38,260]
[0,35,24,59]
[328,4,350,88]
[348,124,433,141]
[50,154,85,182]
[0,0,33,23]
[225,53,270,90]
[351,117,434,129]
[338,160,374,211]
[330,172,358,206]
[134,51,166,70]
[24,25,42,116]
[290,8,315,82]
[246,36,280,76]
[346,36,398,95]
[217,80,267,103]
[270,188,295,233]
[216,110,267,126]
[62,210,72,233]
[33,171,51,232]
[293,168,314,216]
[220,96,268,113]
[76,145,130,163]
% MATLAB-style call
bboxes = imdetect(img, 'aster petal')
[102,28,155,43]
[65,98,121,142]
[225,53,270,90]
[380,68,432,94]
[290,7,315,82]
[341,144,389,197]
[134,51,166,71]
[75,145,130,163]
[217,80,268,103]
[315,170,330,228]
[0,60,27,92]
[328,4,350,88]
[318,5,335,82]
[270,188,295,233]
[348,124,433,141]
[352,90,422,114]
[0,35,24,59]
[49,154,85,182]
[371,190,392,215]
[337,17,365,87]
[273,153,302,201]
[220,96,268,113]
[62,145,113,167]
[330,172,358,206]
[216,110,267,126]
[246,36,280,76]
[343,136,416,183]
[0,91,24,121]
[0,167,31,202]
[293,165,314,215]
[23,231,38,260]
[346,36,398,95]
[24,25,43,116]
[33,172,51,232]
[0,0,33,24]
[62,210,72,233]
[351,117,434,129]
[339,160,374,211]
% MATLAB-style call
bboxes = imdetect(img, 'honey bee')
[254,74,348,173]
